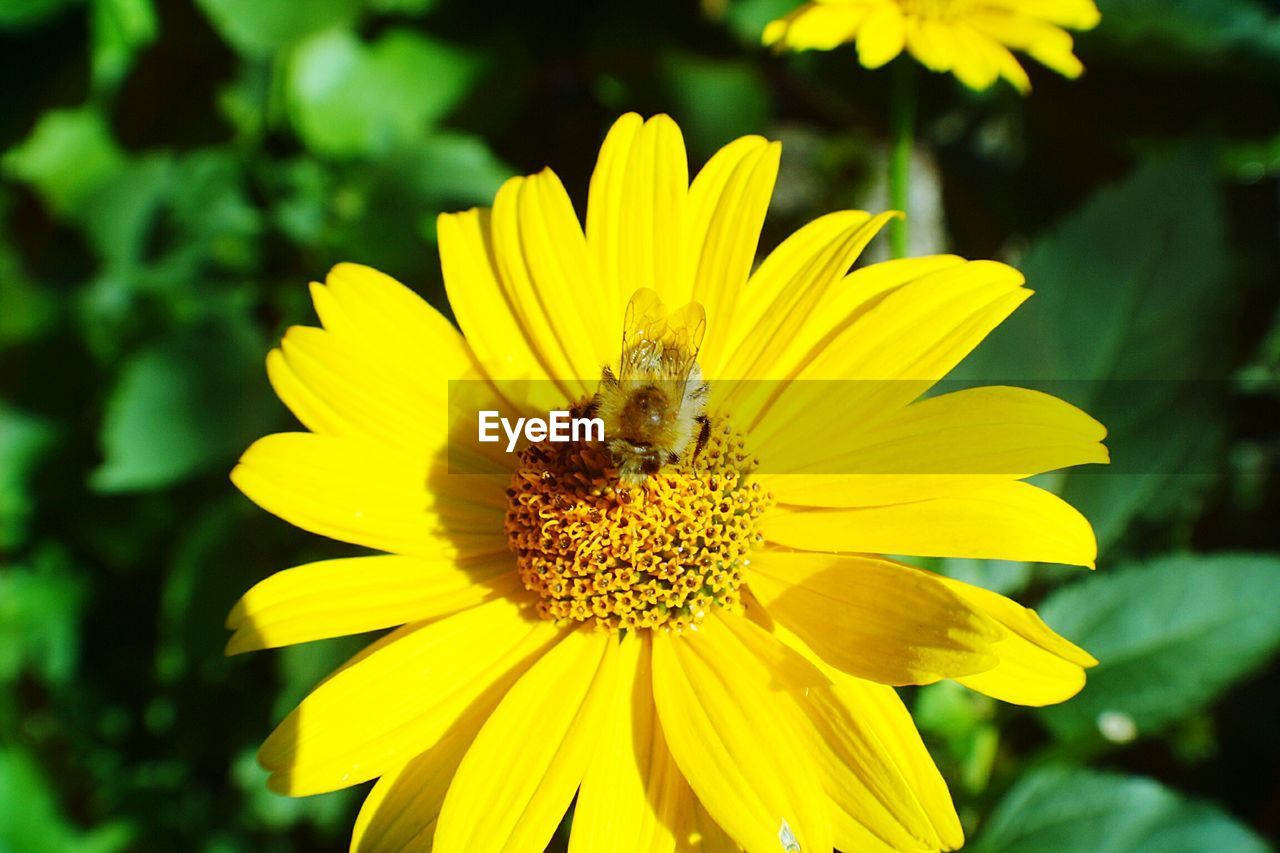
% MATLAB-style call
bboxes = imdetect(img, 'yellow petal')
[678,799,742,852]
[764,3,871,51]
[759,385,1108,506]
[651,615,833,853]
[904,17,956,71]
[274,325,446,455]
[311,263,476,383]
[259,597,562,795]
[763,480,1098,567]
[231,433,507,558]
[747,550,1001,685]
[947,24,1001,90]
[941,575,1097,706]
[758,615,964,851]
[986,37,1033,93]
[969,10,1086,78]
[225,553,517,655]
[856,3,907,69]
[437,207,553,383]
[569,635,683,853]
[435,629,617,853]
[719,210,898,385]
[350,723,475,852]
[586,113,689,311]
[266,347,347,438]
[684,136,781,373]
[490,170,611,397]
[794,259,1026,382]
[1004,0,1100,29]
[746,259,1030,449]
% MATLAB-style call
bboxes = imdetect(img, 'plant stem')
[888,59,915,259]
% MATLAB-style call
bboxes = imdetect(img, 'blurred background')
[2,0,1279,849]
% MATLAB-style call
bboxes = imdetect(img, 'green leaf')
[972,765,1268,852]
[0,547,85,685]
[1036,553,1280,742]
[0,406,56,550]
[0,0,80,29]
[278,132,510,273]
[721,0,797,45]
[286,28,480,158]
[953,144,1231,547]
[661,52,769,157]
[90,312,275,492]
[3,108,125,218]
[405,132,513,206]
[1094,0,1280,64]
[231,746,357,832]
[194,0,361,56]
[79,153,175,267]
[90,0,157,92]
[0,749,133,853]
[367,0,439,14]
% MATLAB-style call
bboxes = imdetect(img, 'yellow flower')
[229,113,1106,851]
[764,0,1101,92]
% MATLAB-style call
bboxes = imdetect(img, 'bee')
[591,288,712,486]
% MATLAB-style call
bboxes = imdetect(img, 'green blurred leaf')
[0,748,133,853]
[722,0,796,45]
[1095,0,1280,63]
[954,145,1231,547]
[232,747,357,832]
[914,681,1000,793]
[0,0,79,29]
[90,311,274,492]
[80,154,174,267]
[0,547,84,685]
[367,0,439,13]
[972,765,1268,852]
[935,558,1031,596]
[1222,134,1280,183]
[275,132,510,272]
[286,28,480,158]
[0,266,55,347]
[1037,553,1280,742]
[3,108,125,218]
[406,132,512,206]
[0,405,55,549]
[194,0,361,56]
[90,0,157,92]
[662,52,769,157]
[161,150,264,272]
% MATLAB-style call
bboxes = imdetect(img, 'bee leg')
[666,451,680,465]
[693,415,711,459]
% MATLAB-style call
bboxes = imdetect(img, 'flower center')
[505,411,770,633]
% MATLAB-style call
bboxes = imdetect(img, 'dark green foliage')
[1,0,1278,848]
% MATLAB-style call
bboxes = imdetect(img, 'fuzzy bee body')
[593,289,711,485]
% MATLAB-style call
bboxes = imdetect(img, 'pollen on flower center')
[504,412,770,633]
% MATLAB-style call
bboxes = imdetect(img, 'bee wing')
[619,289,706,382]
[660,300,706,380]
[621,287,669,358]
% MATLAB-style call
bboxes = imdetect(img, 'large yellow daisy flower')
[229,112,1106,851]
[763,0,1101,92]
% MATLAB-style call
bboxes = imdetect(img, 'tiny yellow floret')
[506,414,770,633]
